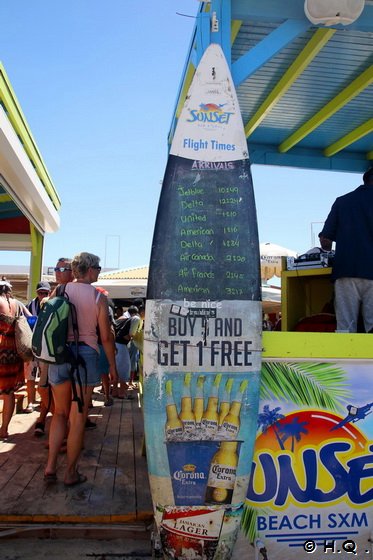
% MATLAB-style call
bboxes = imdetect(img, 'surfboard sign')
[143,43,262,560]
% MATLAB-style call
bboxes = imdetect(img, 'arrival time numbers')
[217,186,247,289]
[217,187,247,272]
[176,180,250,294]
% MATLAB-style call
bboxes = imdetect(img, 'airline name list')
[175,176,249,298]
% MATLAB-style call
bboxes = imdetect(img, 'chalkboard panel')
[148,155,261,301]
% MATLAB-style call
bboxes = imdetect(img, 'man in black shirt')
[319,167,373,332]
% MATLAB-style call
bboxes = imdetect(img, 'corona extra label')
[205,441,238,504]
[220,380,248,439]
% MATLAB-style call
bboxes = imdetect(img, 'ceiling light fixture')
[304,0,365,26]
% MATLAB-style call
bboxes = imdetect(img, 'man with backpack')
[33,260,74,437]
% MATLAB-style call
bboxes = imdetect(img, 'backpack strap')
[69,301,86,413]
[59,284,86,414]
[55,283,66,298]
[68,357,87,414]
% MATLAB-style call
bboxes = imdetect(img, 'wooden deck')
[0,386,153,528]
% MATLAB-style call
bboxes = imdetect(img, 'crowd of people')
[0,252,144,487]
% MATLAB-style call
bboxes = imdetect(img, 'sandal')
[64,472,87,487]
[44,472,57,482]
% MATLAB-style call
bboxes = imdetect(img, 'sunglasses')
[54,267,72,272]
[91,266,102,272]
[37,291,49,296]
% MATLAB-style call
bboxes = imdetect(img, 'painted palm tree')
[260,361,351,412]
[257,404,285,450]
[278,416,309,452]
[242,360,352,542]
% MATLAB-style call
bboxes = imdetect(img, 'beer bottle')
[205,441,238,504]
[220,379,248,439]
[201,373,222,437]
[218,378,233,429]
[179,372,196,434]
[165,379,183,440]
[193,375,205,432]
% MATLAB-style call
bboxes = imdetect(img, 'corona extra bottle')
[193,375,205,432]
[201,373,222,437]
[179,372,196,434]
[165,379,183,441]
[220,380,248,439]
[205,441,238,504]
[218,378,233,429]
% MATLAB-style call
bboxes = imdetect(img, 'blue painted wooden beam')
[248,142,369,173]
[196,12,211,65]
[231,0,373,31]
[347,4,373,31]
[232,19,310,86]
[209,0,232,66]
[232,0,307,21]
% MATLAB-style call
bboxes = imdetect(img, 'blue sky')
[0,1,361,269]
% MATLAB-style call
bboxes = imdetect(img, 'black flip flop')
[64,472,87,487]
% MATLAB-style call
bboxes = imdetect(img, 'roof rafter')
[232,18,310,86]
[244,27,335,138]
[279,65,373,153]
[231,20,242,45]
[324,119,373,157]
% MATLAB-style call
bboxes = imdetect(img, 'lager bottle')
[220,380,248,439]
[218,378,233,429]
[179,372,196,434]
[201,373,222,437]
[165,379,183,440]
[205,441,238,504]
[193,375,205,431]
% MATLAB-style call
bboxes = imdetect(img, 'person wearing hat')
[24,281,52,414]
[28,281,52,316]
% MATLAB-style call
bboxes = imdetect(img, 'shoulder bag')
[14,303,33,362]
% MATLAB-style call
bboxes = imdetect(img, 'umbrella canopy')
[93,277,146,299]
[261,284,281,315]
[260,242,297,280]
[260,242,297,257]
